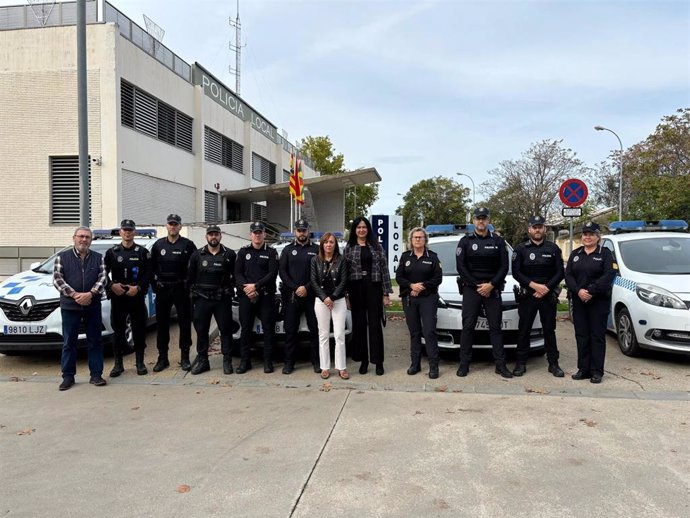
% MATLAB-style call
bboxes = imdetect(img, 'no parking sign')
[559,178,588,208]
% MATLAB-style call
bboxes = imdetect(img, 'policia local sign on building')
[372,215,403,277]
[193,64,280,144]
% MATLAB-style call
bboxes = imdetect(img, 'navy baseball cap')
[529,215,546,226]
[582,222,600,234]
[206,225,221,234]
[294,218,309,230]
[473,207,490,218]
[120,219,136,230]
[250,221,265,232]
[167,214,182,224]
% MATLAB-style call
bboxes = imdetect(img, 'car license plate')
[475,318,509,330]
[3,324,47,335]
[255,321,285,334]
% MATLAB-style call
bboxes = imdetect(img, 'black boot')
[456,364,469,377]
[428,361,439,379]
[109,355,124,378]
[153,354,169,372]
[135,351,148,375]
[264,361,274,374]
[235,360,252,374]
[282,363,294,375]
[495,363,513,378]
[548,362,565,377]
[191,355,210,375]
[179,349,191,372]
[359,361,369,375]
[512,363,527,377]
[375,363,384,376]
[223,355,233,375]
[407,359,421,375]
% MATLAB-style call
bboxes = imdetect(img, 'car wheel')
[616,307,641,357]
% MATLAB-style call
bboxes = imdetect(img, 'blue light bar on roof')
[609,220,688,233]
[92,228,157,238]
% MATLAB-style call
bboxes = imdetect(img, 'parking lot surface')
[1,317,689,517]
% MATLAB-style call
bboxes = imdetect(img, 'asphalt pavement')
[1,316,689,517]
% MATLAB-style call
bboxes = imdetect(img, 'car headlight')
[636,283,687,310]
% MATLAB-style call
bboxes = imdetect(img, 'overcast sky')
[8,0,690,217]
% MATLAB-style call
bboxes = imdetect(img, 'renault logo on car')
[19,296,34,316]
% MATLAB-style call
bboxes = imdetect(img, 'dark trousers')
[283,293,319,366]
[571,296,610,376]
[348,278,384,365]
[459,286,505,365]
[155,284,193,355]
[110,295,147,355]
[192,296,233,357]
[238,292,276,363]
[402,293,439,363]
[60,305,103,379]
[516,294,559,364]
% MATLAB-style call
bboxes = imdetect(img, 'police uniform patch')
[292,250,297,256]
[612,262,619,270]
[246,253,251,260]
[456,248,462,256]
[573,256,579,262]
[529,253,535,260]
[472,244,478,251]
[117,256,123,262]
[405,260,411,267]
[160,249,166,256]
[202,260,208,267]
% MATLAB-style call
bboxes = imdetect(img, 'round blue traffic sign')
[559,178,588,208]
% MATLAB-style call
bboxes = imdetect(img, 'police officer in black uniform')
[150,214,197,372]
[279,218,319,374]
[455,207,512,378]
[187,225,236,375]
[511,215,565,377]
[565,222,616,384]
[396,227,443,379]
[105,219,151,377]
[235,222,279,374]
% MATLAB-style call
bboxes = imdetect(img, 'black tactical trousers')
[459,286,505,365]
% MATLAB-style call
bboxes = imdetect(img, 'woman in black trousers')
[564,222,616,384]
[396,227,443,379]
[344,217,392,375]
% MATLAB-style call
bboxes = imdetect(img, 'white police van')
[602,220,690,356]
[231,231,352,344]
[0,229,158,355]
[425,224,545,351]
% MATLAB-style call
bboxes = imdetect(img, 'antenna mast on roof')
[229,0,243,94]
[143,14,165,57]
[26,0,56,26]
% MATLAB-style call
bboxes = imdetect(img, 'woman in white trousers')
[310,232,349,379]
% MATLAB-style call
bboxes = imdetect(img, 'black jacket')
[310,255,348,302]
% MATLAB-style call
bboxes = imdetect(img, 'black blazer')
[310,255,348,301]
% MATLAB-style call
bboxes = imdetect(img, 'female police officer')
[564,222,616,384]
[396,227,442,379]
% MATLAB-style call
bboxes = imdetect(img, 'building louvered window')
[251,203,267,222]
[50,156,91,225]
[282,169,291,183]
[204,190,219,222]
[120,79,193,153]
[251,153,276,185]
[204,126,243,174]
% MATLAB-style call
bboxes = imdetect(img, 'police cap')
[581,222,601,234]
[250,221,265,233]
[120,219,136,230]
[206,225,221,234]
[294,218,309,230]
[167,214,182,224]
[529,215,546,226]
[473,207,490,218]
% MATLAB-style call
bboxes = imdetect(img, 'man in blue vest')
[53,226,108,391]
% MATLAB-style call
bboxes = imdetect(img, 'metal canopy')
[221,167,381,202]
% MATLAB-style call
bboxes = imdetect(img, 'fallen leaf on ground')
[579,418,596,427]
[32,372,38,376]
[131,406,140,411]
[9,377,24,382]
[176,484,191,493]
[435,385,448,393]
[208,379,220,385]
[414,410,424,415]
[526,387,550,394]
[16,428,35,435]
[320,382,333,392]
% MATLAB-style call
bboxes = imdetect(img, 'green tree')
[395,176,470,230]
[298,135,379,227]
[482,139,590,244]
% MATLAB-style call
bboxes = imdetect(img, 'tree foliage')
[395,176,471,229]
[592,108,690,220]
[482,139,590,245]
[298,135,379,227]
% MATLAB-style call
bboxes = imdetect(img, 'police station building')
[0,0,379,275]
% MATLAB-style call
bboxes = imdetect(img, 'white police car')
[0,229,158,355]
[231,231,352,344]
[425,224,545,351]
[602,220,690,356]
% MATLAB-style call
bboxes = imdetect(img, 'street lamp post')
[456,173,475,223]
[594,125,624,220]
